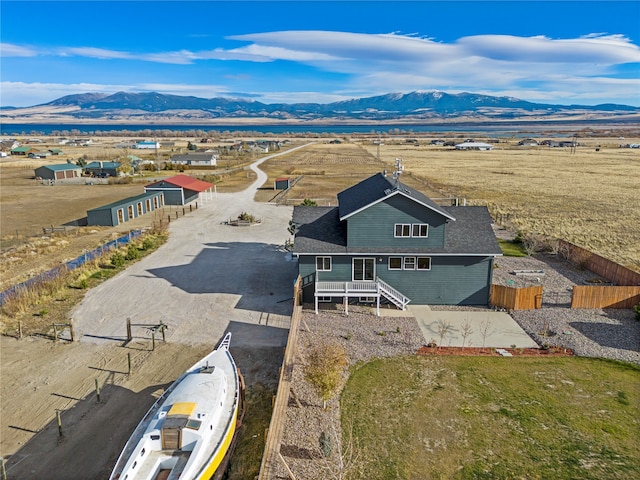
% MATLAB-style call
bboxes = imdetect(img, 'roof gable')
[337,173,455,222]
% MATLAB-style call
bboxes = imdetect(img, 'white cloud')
[2,30,639,106]
[0,43,39,57]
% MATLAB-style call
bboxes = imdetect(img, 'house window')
[403,257,416,270]
[417,257,432,270]
[412,224,429,237]
[318,296,332,303]
[389,257,402,270]
[394,224,411,237]
[316,256,332,271]
[353,258,375,281]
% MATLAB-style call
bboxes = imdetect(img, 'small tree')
[437,319,452,349]
[304,342,348,409]
[300,198,318,206]
[460,319,474,351]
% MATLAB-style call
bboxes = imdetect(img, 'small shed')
[144,175,215,205]
[35,164,82,181]
[274,177,290,190]
[87,191,164,226]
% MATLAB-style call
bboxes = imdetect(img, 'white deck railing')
[316,281,378,294]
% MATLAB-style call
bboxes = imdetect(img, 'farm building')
[34,164,82,181]
[84,161,121,177]
[291,171,502,313]
[86,191,165,227]
[10,146,37,156]
[134,141,160,149]
[454,142,494,151]
[144,174,215,205]
[168,152,217,166]
[274,177,290,190]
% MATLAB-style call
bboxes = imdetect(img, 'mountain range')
[2,91,639,124]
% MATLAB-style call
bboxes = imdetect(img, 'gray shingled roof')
[292,207,346,254]
[337,172,454,221]
[292,174,501,256]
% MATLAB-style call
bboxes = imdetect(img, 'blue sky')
[1,1,639,107]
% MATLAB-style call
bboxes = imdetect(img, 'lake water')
[0,122,581,137]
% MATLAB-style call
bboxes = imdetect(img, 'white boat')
[110,333,241,480]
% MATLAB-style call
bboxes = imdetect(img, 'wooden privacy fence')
[258,276,302,480]
[490,284,543,310]
[558,240,640,286]
[571,286,640,309]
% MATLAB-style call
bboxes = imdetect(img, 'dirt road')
[1,144,312,479]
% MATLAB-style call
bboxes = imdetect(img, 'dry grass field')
[355,138,640,272]
[254,142,444,203]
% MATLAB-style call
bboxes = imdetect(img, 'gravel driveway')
[72,145,313,348]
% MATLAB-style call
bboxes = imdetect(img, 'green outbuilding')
[34,164,82,181]
[87,191,165,226]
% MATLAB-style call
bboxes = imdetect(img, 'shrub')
[319,431,333,458]
[125,244,141,261]
[304,342,349,409]
[238,212,255,223]
[634,303,640,321]
[300,198,318,206]
[110,251,125,268]
[141,237,155,251]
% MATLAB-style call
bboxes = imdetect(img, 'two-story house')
[291,171,502,315]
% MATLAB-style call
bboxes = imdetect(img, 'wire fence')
[0,229,142,306]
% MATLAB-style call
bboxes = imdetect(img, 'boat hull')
[110,333,240,480]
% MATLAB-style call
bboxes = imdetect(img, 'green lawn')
[341,356,640,480]
[498,239,528,257]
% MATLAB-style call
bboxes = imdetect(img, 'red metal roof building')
[144,175,215,205]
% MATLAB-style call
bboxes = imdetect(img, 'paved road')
[72,144,313,348]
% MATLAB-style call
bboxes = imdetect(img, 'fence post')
[52,323,58,342]
[126,318,132,342]
[56,411,63,437]
[95,378,101,403]
[128,352,132,375]
[69,320,76,341]
[18,320,23,339]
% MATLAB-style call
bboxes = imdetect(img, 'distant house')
[48,148,64,155]
[518,139,538,146]
[454,142,494,151]
[87,192,165,227]
[34,164,82,181]
[144,174,215,205]
[429,139,445,146]
[169,153,217,167]
[291,172,502,313]
[134,141,160,149]
[84,161,121,177]
[10,146,36,156]
[1,140,20,152]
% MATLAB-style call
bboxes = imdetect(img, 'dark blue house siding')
[377,255,494,305]
[346,195,447,249]
[299,254,494,305]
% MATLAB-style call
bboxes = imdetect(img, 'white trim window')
[389,257,402,270]
[412,223,429,237]
[417,257,432,270]
[316,256,332,271]
[394,223,411,237]
[403,257,416,270]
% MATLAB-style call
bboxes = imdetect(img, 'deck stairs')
[376,277,411,310]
